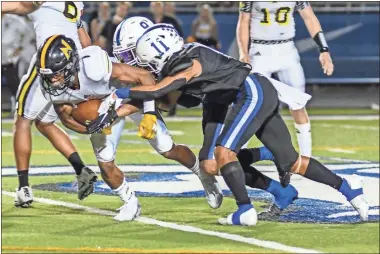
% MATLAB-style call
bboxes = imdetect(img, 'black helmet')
[36,34,79,96]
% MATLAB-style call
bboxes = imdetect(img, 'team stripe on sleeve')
[239,2,252,13]
[295,1,310,11]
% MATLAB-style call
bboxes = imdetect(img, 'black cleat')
[258,204,282,221]
[279,171,292,187]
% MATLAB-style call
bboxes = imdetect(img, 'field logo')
[23,163,379,224]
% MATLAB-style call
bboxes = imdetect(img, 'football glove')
[138,112,157,140]
[87,107,119,134]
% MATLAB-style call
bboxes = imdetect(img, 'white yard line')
[326,148,356,154]
[2,191,321,253]
[319,123,379,131]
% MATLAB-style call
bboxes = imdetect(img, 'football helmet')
[36,34,79,96]
[136,24,184,74]
[113,16,153,66]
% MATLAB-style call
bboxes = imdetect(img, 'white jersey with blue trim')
[28,1,84,49]
[239,1,310,41]
[43,46,114,105]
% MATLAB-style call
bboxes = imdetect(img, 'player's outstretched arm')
[299,4,334,76]
[111,63,156,86]
[1,2,43,15]
[114,60,202,101]
[236,2,251,63]
[54,104,88,134]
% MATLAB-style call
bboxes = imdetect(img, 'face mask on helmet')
[38,55,79,96]
[113,44,138,66]
[113,17,154,66]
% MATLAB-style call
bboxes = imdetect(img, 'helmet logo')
[60,40,73,60]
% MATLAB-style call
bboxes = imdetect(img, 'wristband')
[77,19,84,29]
[143,100,155,113]
[313,31,329,53]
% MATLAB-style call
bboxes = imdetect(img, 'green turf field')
[1,110,379,253]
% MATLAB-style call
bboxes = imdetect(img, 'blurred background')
[2,1,379,116]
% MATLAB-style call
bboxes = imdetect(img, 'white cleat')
[14,186,34,208]
[218,204,257,226]
[346,176,369,221]
[198,170,223,209]
[114,195,141,222]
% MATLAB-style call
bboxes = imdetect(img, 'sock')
[338,179,363,201]
[68,152,85,175]
[18,170,29,190]
[243,165,271,190]
[220,161,251,205]
[259,146,274,161]
[295,122,312,157]
[113,179,133,203]
[237,148,261,167]
[188,157,200,175]
[304,158,343,189]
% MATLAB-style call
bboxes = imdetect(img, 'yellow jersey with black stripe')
[28,1,84,49]
[43,46,114,105]
[239,1,310,41]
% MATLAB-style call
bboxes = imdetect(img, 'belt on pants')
[251,38,293,45]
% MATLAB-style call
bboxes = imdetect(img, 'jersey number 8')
[260,7,291,25]
[63,1,79,23]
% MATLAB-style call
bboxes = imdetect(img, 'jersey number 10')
[260,7,291,25]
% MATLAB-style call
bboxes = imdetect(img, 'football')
[71,99,101,125]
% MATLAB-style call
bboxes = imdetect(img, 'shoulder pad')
[80,46,112,82]
[162,54,193,77]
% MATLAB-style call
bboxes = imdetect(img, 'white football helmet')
[136,24,184,74]
[113,16,153,66]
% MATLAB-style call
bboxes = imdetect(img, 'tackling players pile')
[5,2,368,226]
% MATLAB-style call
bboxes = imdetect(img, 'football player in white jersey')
[13,2,95,208]
[237,1,334,158]
[36,34,157,221]
[110,16,223,209]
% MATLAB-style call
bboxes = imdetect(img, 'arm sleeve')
[129,78,187,100]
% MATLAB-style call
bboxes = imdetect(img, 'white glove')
[98,92,122,115]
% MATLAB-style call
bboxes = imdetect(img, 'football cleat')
[77,166,98,200]
[339,175,369,221]
[14,186,33,208]
[114,194,141,221]
[218,204,257,226]
[257,204,282,221]
[198,170,223,209]
[266,180,298,210]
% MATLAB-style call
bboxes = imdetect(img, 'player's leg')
[129,111,223,208]
[215,74,280,226]
[237,148,298,212]
[277,58,312,157]
[13,56,41,207]
[256,112,369,221]
[35,113,97,201]
[90,118,141,221]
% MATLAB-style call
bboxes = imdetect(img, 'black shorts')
[199,102,229,161]
[215,73,279,153]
